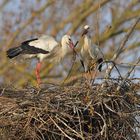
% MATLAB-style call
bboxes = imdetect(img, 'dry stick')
[61,41,80,85]
[95,0,100,49]
[75,107,85,140]
[91,59,123,85]
[104,102,117,114]
[34,125,46,140]
[117,57,140,91]
[55,116,84,140]
[105,17,140,78]
[0,106,15,115]
[96,77,140,81]
[95,0,107,61]
[117,63,140,67]
[91,26,112,81]
[92,1,106,82]
[84,100,93,111]
[49,116,74,140]
[98,60,123,79]
[0,87,5,96]
[94,111,107,137]
[90,67,98,85]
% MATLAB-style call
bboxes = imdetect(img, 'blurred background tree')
[0,0,140,87]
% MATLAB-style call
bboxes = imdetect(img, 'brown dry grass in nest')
[0,79,140,140]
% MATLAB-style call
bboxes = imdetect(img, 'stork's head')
[82,25,90,36]
[61,35,74,50]
[84,25,90,30]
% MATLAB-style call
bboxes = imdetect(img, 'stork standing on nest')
[7,35,75,86]
[80,25,103,73]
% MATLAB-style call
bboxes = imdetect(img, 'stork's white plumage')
[7,34,74,86]
[80,25,103,72]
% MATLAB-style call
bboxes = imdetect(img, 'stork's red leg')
[35,62,42,86]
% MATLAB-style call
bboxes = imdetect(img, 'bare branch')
[117,57,140,91]
[105,17,140,78]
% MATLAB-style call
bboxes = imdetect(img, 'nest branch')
[0,77,140,140]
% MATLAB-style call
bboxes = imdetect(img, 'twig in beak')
[74,41,79,48]
[61,41,79,85]
[72,41,79,56]
[73,41,84,69]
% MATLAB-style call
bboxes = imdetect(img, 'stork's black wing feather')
[80,60,85,69]
[97,58,103,72]
[21,38,50,54]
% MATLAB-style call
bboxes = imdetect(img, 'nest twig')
[0,78,140,140]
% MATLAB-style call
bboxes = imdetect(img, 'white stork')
[80,25,103,73]
[7,35,75,86]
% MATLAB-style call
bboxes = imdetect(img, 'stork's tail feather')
[97,58,103,72]
[7,47,23,59]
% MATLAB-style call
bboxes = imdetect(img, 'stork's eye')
[69,38,71,41]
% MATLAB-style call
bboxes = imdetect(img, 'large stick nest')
[0,79,140,140]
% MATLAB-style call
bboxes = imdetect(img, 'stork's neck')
[54,43,70,62]
[83,35,91,50]
[61,44,70,56]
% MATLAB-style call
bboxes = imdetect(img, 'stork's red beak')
[69,40,74,49]
[69,39,78,57]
